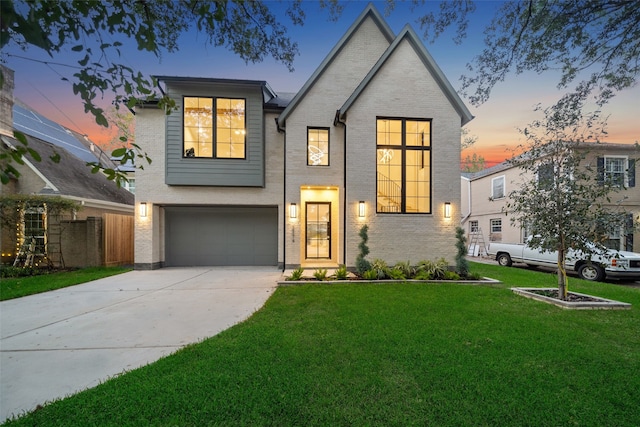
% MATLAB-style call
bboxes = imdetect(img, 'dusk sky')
[3,0,639,167]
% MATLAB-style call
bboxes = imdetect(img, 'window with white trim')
[491,176,505,199]
[490,218,502,233]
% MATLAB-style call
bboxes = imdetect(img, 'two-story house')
[1,65,135,267]
[462,143,639,254]
[134,4,473,270]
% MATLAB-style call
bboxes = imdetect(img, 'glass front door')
[306,202,331,259]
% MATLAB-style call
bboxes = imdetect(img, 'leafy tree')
[416,0,639,109]
[461,152,486,172]
[504,103,635,298]
[1,0,343,184]
[461,127,477,150]
[412,0,639,297]
[100,107,136,153]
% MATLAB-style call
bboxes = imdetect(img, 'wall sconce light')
[444,202,451,219]
[358,201,365,218]
[140,202,147,218]
[289,203,297,219]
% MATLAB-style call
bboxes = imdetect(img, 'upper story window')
[491,176,505,199]
[376,118,431,213]
[183,97,246,159]
[598,156,635,188]
[124,178,135,194]
[307,128,329,166]
[605,157,626,187]
[537,163,554,190]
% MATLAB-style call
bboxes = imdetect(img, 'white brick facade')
[134,4,471,269]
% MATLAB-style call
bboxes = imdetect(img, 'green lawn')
[3,262,640,426]
[0,267,131,301]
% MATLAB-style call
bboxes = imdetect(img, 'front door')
[306,202,331,259]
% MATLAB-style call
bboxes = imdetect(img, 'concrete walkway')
[0,267,282,422]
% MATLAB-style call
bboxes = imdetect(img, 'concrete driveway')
[0,267,282,422]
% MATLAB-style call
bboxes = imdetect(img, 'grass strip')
[3,262,640,426]
[0,267,131,301]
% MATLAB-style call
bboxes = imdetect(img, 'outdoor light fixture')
[358,201,366,218]
[290,203,298,219]
[140,202,147,218]
[444,202,451,219]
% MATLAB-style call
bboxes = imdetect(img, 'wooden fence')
[103,213,134,266]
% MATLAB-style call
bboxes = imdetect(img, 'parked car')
[487,237,640,281]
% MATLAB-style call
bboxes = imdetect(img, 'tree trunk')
[557,248,567,300]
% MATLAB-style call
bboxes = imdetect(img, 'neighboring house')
[461,143,640,254]
[133,4,473,270]
[109,155,136,194]
[0,65,135,267]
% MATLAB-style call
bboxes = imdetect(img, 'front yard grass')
[3,262,640,426]
[0,267,131,301]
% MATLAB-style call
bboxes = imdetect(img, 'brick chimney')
[0,65,15,137]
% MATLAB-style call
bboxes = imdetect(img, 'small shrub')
[387,268,406,280]
[370,258,389,279]
[333,265,349,280]
[413,270,432,280]
[362,269,378,280]
[285,267,304,281]
[415,259,450,280]
[355,225,371,276]
[465,271,483,280]
[393,261,415,279]
[455,227,470,277]
[313,268,328,281]
[443,270,461,281]
[0,266,37,278]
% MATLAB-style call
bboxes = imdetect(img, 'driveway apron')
[0,267,282,422]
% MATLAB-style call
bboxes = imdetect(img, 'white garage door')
[165,206,278,266]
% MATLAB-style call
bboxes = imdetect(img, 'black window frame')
[376,117,432,214]
[307,127,330,166]
[182,96,247,160]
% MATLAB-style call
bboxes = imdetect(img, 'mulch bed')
[527,288,605,302]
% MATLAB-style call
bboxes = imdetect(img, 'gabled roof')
[462,141,638,181]
[463,161,512,180]
[277,3,395,127]
[2,134,134,206]
[338,25,474,126]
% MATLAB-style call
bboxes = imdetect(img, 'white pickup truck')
[487,239,640,281]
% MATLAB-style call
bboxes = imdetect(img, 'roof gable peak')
[277,3,395,127]
[338,24,474,126]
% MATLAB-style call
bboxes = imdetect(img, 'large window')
[183,97,245,159]
[307,128,329,166]
[376,118,431,213]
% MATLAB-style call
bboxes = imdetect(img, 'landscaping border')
[278,277,501,286]
[511,287,632,310]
